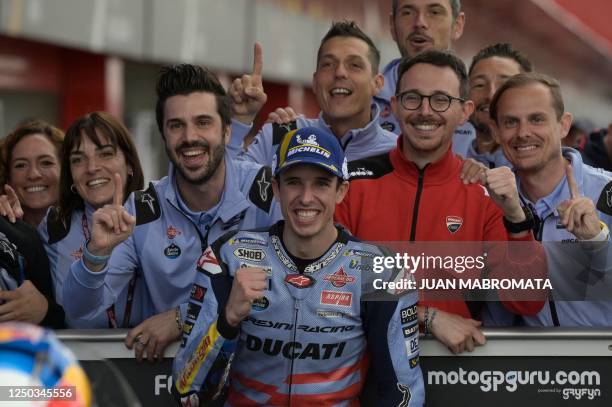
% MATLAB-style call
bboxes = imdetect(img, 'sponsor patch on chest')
[234,248,266,262]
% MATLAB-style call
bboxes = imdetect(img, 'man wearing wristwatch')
[483,72,612,327]
[336,50,547,354]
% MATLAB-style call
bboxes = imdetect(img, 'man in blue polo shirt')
[484,72,612,326]
[63,64,281,360]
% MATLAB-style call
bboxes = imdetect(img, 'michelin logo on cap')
[274,127,348,180]
[296,134,319,146]
[287,133,330,159]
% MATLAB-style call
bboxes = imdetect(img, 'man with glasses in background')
[377,0,476,157]
[336,50,546,354]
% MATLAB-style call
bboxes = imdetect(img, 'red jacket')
[336,138,545,319]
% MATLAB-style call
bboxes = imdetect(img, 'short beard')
[170,142,225,185]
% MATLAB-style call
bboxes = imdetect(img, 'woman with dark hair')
[0,120,64,227]
[38,111,148,328]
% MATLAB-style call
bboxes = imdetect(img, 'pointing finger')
[565,164,579,199]
[252,42,263,79]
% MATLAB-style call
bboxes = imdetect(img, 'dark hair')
[392,0,461,19]
[1,120,64,185]
[58,112,144,224]
[490,72,565,123]
[396,49,469,98]
[155,64,231,134]
[468,43,533,76]
[317,21,381,74]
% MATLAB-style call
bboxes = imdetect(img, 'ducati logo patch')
[446,216,463,233]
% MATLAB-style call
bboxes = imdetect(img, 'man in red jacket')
[336,50,546,354]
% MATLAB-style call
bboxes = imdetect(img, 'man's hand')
[460,158,487,184]
[87,174,135,268]
[0,280,49,324]
[483,166,525,222]
[429,309,486,354]
[557,164,601,240]
[0,185,24,223]
[265,107,300,125]
[125,309,181,362]
[225,267,268,327]
[229,43,267,124]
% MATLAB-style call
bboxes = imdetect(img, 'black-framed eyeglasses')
[396,91,465,112]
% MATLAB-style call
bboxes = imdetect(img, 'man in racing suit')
[228,21,397,166]
[483,73,612,327]
[173,127,425,406]
[336,50,546,354]
[376,0,475,156]
[62,64,281,360]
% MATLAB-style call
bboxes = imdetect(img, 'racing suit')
[39,206,151,328]
[483,148,612,326]
[172,222,425,406]
[335,137,546,319]
[62,155,281,325]
[230,104,397,166]
[374,58,476,157]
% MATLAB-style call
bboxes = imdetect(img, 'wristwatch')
[503,206,535,233]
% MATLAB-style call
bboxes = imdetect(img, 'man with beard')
[228,21,398,166]
[376,0,476,158]
[63,65,281,360]
[466,43,533,168]
[336,50,546,353]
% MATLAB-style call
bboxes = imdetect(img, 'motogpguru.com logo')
[427,368,600,397]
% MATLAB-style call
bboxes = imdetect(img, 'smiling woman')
[37,112,146,327]
[1,120,64,227]
[57,112,144,223]
[0,121,66,328]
